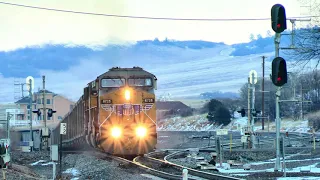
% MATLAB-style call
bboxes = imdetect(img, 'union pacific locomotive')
[52,67,158,156]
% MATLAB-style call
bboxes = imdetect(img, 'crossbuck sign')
[60,123,67,135]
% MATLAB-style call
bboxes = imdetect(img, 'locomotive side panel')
[76,96,85,146]
[80,97,85,145]
[83,87,90,145]
[86,80,99,148]
[52,96,84,147]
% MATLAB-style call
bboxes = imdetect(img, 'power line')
[0,1,318,21]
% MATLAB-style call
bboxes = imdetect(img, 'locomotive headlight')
[125,89,130,101]
[111,127,121,138]
[136,126,147,138]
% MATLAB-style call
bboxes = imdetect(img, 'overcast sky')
[0,0,304,51]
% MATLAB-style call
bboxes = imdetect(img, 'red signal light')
[277,77,281,81]
[277,24,281,28]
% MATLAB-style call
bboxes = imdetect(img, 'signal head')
[37,109,41,116]
[47,108,56,117]
[271,57,287,86]
[271,4,287,33]
[237,108,246,117]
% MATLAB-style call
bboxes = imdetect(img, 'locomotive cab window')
[128,78,152,87]
[101,78,125,87]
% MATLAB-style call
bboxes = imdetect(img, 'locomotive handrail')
[84,106,97,112]
[143,110,156,125]
[99,108,115,134]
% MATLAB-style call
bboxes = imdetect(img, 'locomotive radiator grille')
[101,104,154,116]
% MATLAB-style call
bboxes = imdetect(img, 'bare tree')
[218,98,241,118]
[238,78,278,120]
[287,0,320,69]
[238,76,308,121]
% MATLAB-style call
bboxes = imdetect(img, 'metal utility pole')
[14,82,26,99]
[274,32,281,172]
[288,72,296,98]
[250,72,256,149]
[251,82,256,149]
[6,112,12,139]
[248,77,251,132]
[20,84,25,98]
[268,114,270,132]
[41,75,50,151]
[59,132,62,177]
[300,85,303,120]
[248,70,257,149]
[247,77,252,148]
[28,79,33,152]
[43,76,46,128]
[59,123,66,178]
[262,56,266,130]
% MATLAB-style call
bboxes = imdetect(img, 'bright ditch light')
[136,126,147,138]
[111,127,121,138]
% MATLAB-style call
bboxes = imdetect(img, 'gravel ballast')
[7,150,153,180]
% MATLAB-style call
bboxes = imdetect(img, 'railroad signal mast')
[32,106,56,151]
[242,70,261,149]
[271,3,287,172]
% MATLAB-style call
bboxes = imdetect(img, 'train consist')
[52,67,158,156]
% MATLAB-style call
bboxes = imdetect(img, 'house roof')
[15,89,55,104]
[35,90,54,95]
[53,94,75,104]
[14,96,36,104]
[156,101,192,111]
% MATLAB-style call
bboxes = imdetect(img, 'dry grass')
[305,110,320,130]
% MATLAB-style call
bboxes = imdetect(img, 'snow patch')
[30,160,46,166]
[277,177,320,180]
[217,163,320,174]
[158,114,312,134]
[63,168,81,176]
[157,114,220,131]
[41,162,55,166]
[30,160,56,166]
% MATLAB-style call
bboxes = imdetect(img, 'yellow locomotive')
[52,67,158,156]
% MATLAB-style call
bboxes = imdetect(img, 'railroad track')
[134,154,243,180]
[59,133,316,179]
[79,147,242,180]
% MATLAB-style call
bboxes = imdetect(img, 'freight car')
[52,67,158,156]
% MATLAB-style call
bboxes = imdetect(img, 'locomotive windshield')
[128,78,152,87]
[101,78,125,87]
